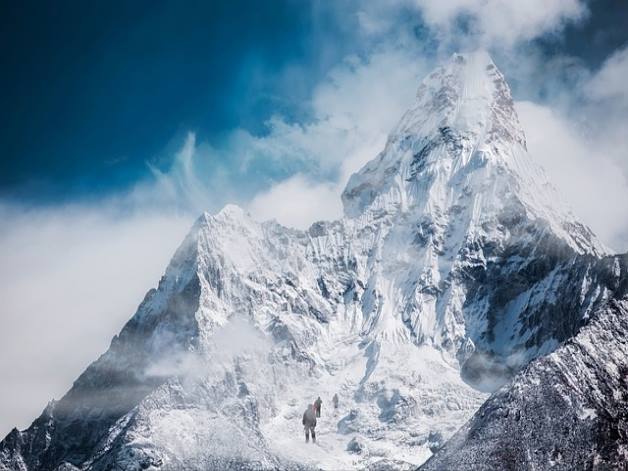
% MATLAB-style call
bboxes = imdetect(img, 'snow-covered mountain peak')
[1,52,621,471]
[341,51,605,256]
[403,50,525,146]
[341,51,529,219]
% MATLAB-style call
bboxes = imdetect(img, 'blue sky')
[1,0,324,198]
[1,0,626,203]
[1,0,628,438]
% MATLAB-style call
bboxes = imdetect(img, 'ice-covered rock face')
[1,52,624,471]
[421,256,628,470]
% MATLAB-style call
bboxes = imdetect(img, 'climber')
[314,396,322,417]
[333,393,339,410]
[302,404,317,443]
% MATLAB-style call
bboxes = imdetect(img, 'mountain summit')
[343,52,602,254]
[1,52,626,471]
[344,50,528,222]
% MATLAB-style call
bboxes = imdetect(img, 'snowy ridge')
[0,52,621,471]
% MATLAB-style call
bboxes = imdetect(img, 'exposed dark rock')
[421,278,628,471]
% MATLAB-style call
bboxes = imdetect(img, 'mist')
[0,200,191,436]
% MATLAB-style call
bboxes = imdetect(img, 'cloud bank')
[416,0,588,46]
[0,201,191,435]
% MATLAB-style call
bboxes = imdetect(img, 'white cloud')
[517,101,628,252]
[246,50,427,226]
[582,46,628,185]
[248,174,342,229]
[415,0,588,46]
[495,44,628,252]
[156,47,427,228]
[350,0,588,49]
[587,46,628,106]
[0,201,192,437]
[256,48,428,181]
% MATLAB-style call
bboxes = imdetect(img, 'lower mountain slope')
[421,254,628,470]
[1,214,624,471]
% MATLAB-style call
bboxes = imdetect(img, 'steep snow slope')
[0,208,486,470]
[421,255,628,470]
[0,52,617,471]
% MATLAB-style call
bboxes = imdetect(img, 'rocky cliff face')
[421,255,628,470]
[1,52,621,471]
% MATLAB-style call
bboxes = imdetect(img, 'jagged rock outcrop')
[421,254,628,470]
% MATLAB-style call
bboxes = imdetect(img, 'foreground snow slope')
[0,52,620,471]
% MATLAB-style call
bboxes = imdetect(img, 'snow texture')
[1,52,623,471]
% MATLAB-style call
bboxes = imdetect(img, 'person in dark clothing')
[332,393,339,410]
[302,404,317,443]
[314,396,322,417]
